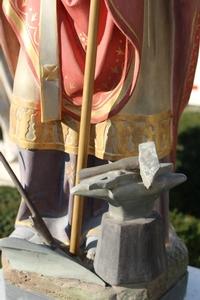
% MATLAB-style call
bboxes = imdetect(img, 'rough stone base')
[1,227,188,300]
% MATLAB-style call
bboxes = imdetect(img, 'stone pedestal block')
[0,227,188,299]
[94,213,167,286]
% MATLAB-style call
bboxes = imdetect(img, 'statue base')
[1,227,188,300]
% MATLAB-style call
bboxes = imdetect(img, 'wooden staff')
[69,0,100,254]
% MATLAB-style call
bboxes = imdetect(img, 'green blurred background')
[0,106,200,267]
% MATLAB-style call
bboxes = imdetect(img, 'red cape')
[1,0,200,157]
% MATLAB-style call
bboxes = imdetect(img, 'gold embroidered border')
[93,111,172,160]
[10,99,172,160]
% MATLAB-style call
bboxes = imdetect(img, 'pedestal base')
[3,267,200,300]
[1,227,188,300]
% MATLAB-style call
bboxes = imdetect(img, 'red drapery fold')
[1,0,200,149]
[171,0,200,160]
[2,0,143,123]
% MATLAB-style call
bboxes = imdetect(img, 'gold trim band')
[10,98,172,160]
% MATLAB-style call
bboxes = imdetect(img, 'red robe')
[0,0,200,159]
[1,0,143,123]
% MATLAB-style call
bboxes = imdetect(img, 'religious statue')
[0,0,199,299]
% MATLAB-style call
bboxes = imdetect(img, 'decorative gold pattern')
[78,32,88,50]
[10,98,172,160]
[41,64,59,81]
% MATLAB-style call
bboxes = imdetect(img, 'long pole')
[69,0,100,254]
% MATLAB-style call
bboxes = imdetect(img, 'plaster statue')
[0,0,199,298]
[0,0,199,254]
[0,0,198,245]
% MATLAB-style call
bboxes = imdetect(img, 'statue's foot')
[82,214,103,261]
[12,216,69,246]
[12,214,103,261]
[10,226,43,244]
[85,235,98,261]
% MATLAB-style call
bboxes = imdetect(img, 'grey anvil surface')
[72,163,186,221]
[71,160,187,288]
